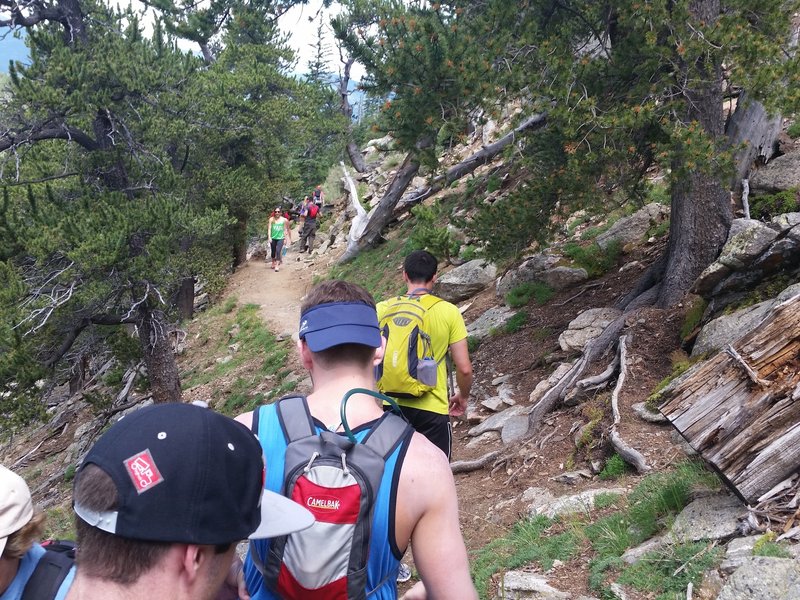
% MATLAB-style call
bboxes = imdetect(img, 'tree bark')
[340,56,368,173]
[338,150,423,262]
[175,276,195,321]
[657,0,731,308]
[138,307,181,404]
[232,214,248,267]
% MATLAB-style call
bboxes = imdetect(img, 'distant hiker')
[236,280,477,600]
[376,250,473,459]
[298,198,319,254]
[66,403,313,600]
[268,207,292,272]
[0,465,75,600]
[312,185,324,207]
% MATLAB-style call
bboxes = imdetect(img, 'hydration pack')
[376,293,442,398]
[250,394,411,599]
[21,539,76,600]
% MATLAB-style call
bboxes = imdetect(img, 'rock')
[538,266,588,291]
[549,362,575,383]
[631,402,668,424]
[529,380,551,404]
[621,535,667,565]
[692,300,774,356]
[228,342,240,353]
[558,308,622,352]
[466,430,501,449]
[433,259,497,303]
[716,219,779,270]
[693,261,732,297]
[595,203,670,250]
[501,415,530,444]
[750,151,800,195]
[529,488,628,519]
[496,253,560,298]
[497,571,570,599]
[466,306,516,340]
[720,535,761,574]
[492,374,513,385]
[669,494,745,542]
[551,470,592,485]
[717,557,800,599]
[771,212,800,231]
[215,355,233,364]
[607,583,630,600]
[481,396,507,412]
[469,404,529,436]
[496,382,516,405]
[522,486,556,505]
[752,237,800,274]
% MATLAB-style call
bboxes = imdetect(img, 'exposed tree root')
[451,450,503,474]
[609,335,650,473]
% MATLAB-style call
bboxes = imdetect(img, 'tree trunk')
[657,0,731,308]
[399,113,548,210]
[232,214,248,267]
[725,91,781,200]
[340,56,368,173]
[175,276,195,321]
[338,150,422,263]
[138,307,181,404]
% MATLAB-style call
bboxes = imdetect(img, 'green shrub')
[486,175,502,193]
[504,312,527,334]
[459,245,479,262]
[753,532,792,558]
[467,336,481,353]
[408,204,459,261]
[749,188,798,220]
[506,282,554,308]
[787,121,800,139]
[599,454,630,480]
[64,465,76,482]
[562,240,622,278]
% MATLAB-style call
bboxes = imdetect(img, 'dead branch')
[576,352,620,389]
[554,282,603,307]
[724,344,770,388]
[451,450,502,474]
[609,335,651,473]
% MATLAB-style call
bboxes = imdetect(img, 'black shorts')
[385,404,451,460]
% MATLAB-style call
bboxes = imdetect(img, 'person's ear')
[430,273,437,285]
[179,544,205,584]
[373,337,386,367]
[402,271,410,285]
[298,339,314,371]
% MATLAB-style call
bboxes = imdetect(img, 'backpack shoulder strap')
[275,395,315,442]
[21,548,75,600]
[251,405,261,434]
[362,412,412,459]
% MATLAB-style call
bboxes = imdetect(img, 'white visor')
[249,489,315,539]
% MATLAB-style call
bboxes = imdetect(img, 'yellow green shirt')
[376,295,468,415]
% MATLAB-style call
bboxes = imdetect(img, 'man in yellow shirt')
[377,250,473,459]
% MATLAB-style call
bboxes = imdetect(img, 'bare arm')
[284,219,292,243]
[408,448,477,600]
[448,338,473,416]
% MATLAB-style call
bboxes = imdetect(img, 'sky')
[0,0,356,77]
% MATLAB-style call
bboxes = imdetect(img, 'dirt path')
[225,243,321,357]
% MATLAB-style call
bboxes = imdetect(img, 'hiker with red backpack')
[235,280,477,600]
[0,465,75,600]
[298,197,320,253]
[376,250,473,460]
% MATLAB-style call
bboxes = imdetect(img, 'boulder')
[496,571,570,600]
[749,152,800,195]
[496,253,560,298]
[771,212,800,231]
[717,219,779,270]
[595,203,670,250]
[693,282,800,356]
[434,259,497,303]
[466,306,516,340]
[538,266,588,291]
[501,416,530,444]
[693,261,732,296]
[468,404,529,436]
[752,238,800,274]
[530,488,628,519]
[668,493,744,542]
[558,308,622,352]
[717,557,800,599]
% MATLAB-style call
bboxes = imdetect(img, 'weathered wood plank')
[659,295,800,503]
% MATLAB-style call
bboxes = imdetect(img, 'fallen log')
[660,294,800,503]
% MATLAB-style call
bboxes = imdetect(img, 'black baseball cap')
[73,403,313,544]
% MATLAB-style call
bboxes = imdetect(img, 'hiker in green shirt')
[268,208,292,272]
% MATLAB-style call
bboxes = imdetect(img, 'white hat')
[0,465,34,557]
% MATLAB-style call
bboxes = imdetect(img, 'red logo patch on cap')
[124,449,164,494]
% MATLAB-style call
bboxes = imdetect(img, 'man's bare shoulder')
[401,430,453,480]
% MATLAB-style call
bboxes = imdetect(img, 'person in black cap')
[65,403,313,600]
[236,280,477,600]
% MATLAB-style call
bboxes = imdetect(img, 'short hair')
[2,511,45,560]
[73,464,170,585]
[301,280,377,368]
[403,250,438,283]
